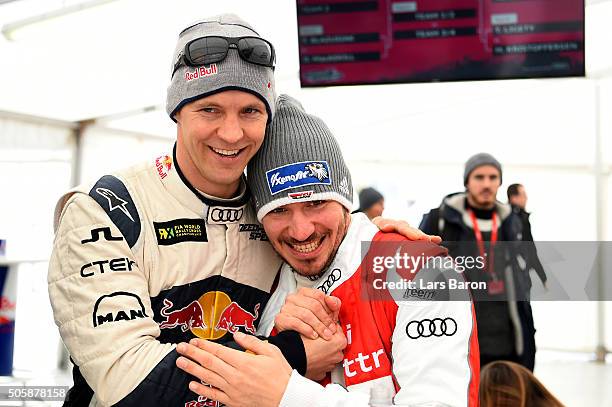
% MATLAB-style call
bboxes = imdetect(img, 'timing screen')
[297,0,584,86]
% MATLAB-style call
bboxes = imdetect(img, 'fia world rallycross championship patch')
[266,161,331,195]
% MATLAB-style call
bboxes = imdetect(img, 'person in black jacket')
[420,153,536,371]
[507,183,547,287]
[353,187,385,220]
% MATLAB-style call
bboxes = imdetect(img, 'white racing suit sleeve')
[392,299,478,406]
[48,193,176,406]
[280,370,370,407]
[277,298,477,407]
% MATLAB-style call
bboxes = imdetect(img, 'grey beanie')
[357,187,384,212]
[464,153,503,185]
[166,14,276,121]
[248,95,353,222]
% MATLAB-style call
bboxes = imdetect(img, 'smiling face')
[174,90,268,198]
[261,200,350,277]
[466,165,502,209]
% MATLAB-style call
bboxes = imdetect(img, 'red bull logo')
[185,393,221,407]
[0,297,15,312]
[159,299,206,332]
[185,64,218,82]
[215,302,260,335]
[158,292,260,340]
[155,155,173,180]
[0,296,15,325]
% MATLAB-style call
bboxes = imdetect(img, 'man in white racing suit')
[175,95,480,406]
[48,15,309,406]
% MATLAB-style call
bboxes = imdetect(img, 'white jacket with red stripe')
[259,213,480,406]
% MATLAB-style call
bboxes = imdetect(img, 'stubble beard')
[288,211,351,280]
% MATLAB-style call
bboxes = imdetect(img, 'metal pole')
[593,81,608,363]
[70,120,92,187]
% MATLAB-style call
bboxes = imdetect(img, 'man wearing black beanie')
[420,153,537,371]
[354,187,385,220]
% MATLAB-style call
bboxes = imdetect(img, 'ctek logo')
[266,161,331,195]
[185,64,218,81]
[80,257,136,278]
[154,219,207,245]
[93,292,147,327]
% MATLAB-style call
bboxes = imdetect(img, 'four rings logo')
[318,268,341,294]
[406,317,457,339]
[208,207,244,224]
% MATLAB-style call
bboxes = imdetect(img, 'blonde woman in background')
[480,361,565,407]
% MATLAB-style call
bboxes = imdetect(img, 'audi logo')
[318,268,341,294]
[406,317,457,339]
[209,208,244,223]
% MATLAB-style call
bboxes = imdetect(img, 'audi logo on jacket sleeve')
[406,317,458,339]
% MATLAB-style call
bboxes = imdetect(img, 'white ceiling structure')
[0,0,611,138]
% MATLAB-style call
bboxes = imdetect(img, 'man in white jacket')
[175,95,480,406]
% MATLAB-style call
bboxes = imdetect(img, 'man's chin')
[287,261,324,278]
[475,197,495,207]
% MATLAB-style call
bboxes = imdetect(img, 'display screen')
[296,0,585,86]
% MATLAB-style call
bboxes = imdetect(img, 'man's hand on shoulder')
[372,216,442,244]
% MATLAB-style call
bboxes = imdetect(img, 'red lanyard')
[468,209,498,275]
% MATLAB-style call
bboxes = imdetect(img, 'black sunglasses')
[172,36,276,77]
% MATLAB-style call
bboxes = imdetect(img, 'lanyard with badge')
[468,209,505,295]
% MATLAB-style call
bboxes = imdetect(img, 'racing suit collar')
[159,144,251,224]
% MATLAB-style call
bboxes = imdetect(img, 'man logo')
[208,207,244,224]
[92,292,148,327]
[406,317,457,339]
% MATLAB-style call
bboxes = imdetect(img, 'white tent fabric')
[0,0,611,373]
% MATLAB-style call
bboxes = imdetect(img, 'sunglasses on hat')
[172,36,276,77]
